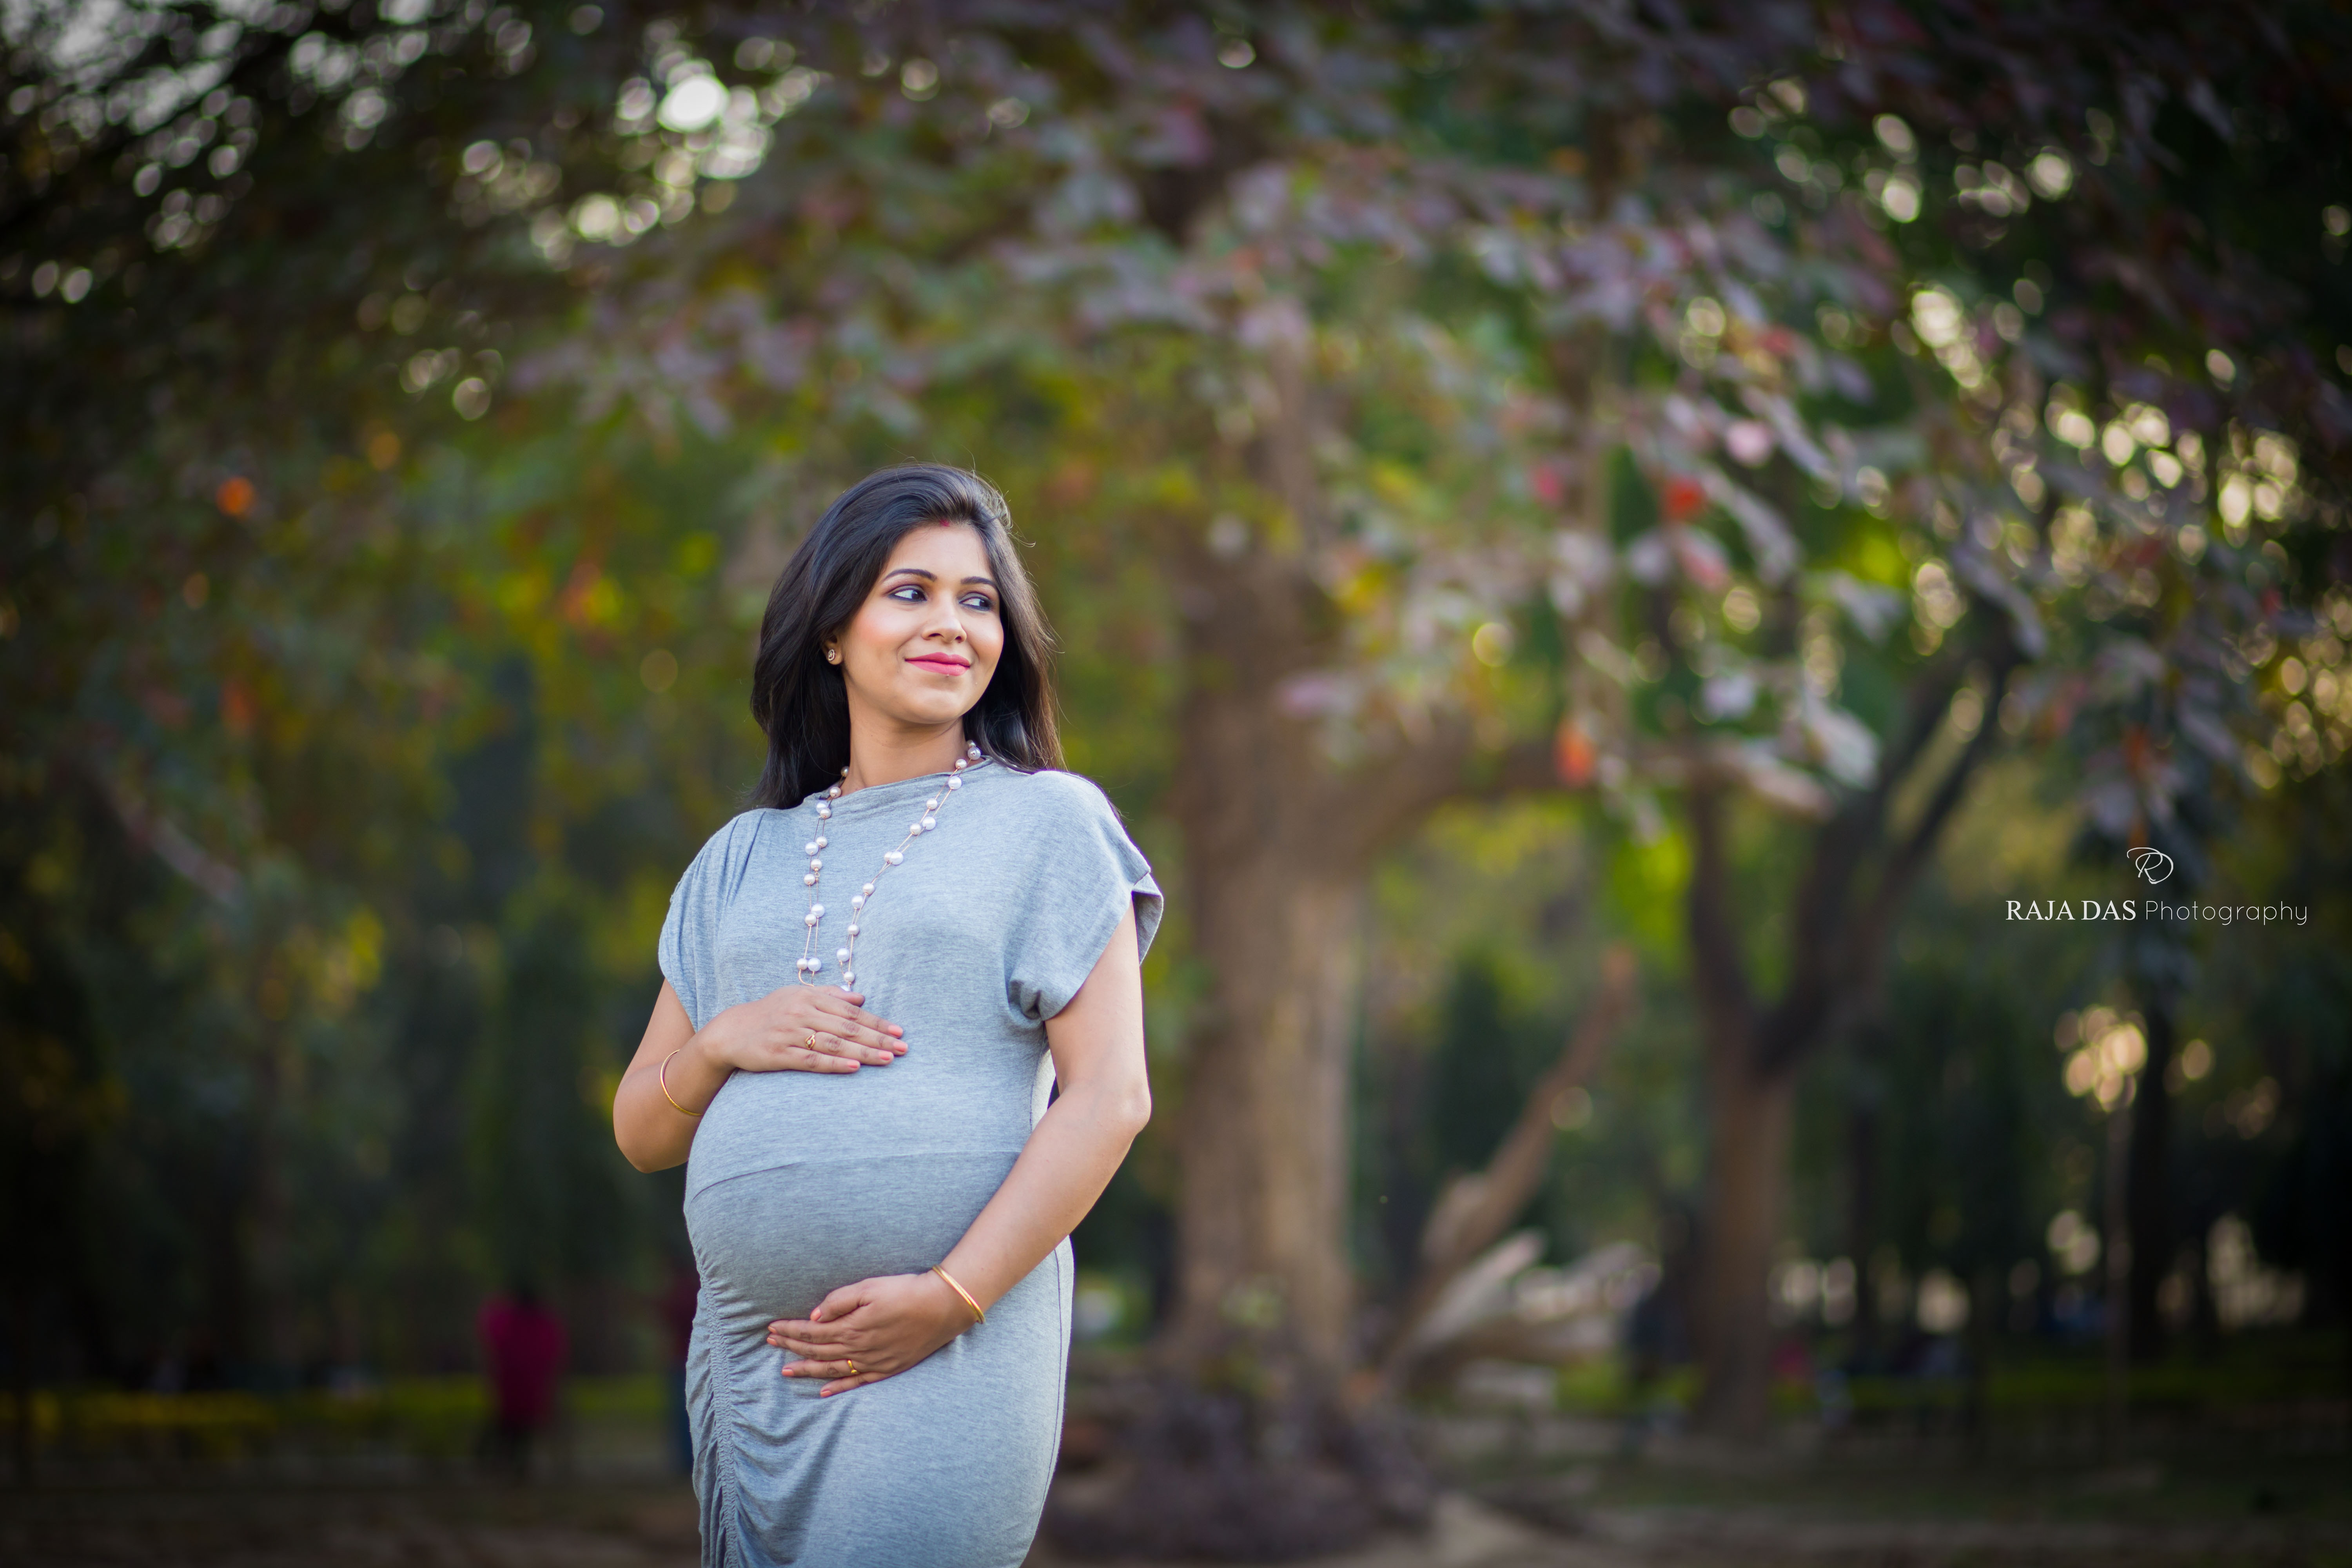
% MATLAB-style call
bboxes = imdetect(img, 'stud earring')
[825,648,842,664]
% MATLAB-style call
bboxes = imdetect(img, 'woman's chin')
[877,692,977,730]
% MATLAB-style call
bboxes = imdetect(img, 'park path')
[9,1481,2350,1566]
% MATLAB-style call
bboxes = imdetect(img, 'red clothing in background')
[477,1294,568,1431]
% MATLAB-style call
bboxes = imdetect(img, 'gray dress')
[659,763,1162,1568]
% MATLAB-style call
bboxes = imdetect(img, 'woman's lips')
[907,655,971,673]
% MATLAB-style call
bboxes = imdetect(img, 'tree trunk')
[1051,554,1465,1561]
[1160,539,1377,1372]
[1168,847,1365,1370]
[245,1021,301,1383]
[2102,1094,2133,1459]
[1674,643,2020,1439]
[1845,1043,1883,1369]
[2126,998,2175,1363]
[1691,1044,1797,1440]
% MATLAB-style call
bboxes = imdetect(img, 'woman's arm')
[767,902,1151,1393]
[613,980,910,1172]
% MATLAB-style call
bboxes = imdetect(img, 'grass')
[0,1374,674,1463]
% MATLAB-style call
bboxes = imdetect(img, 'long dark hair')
[748,465,1062,809]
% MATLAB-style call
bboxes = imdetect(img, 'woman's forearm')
[934,1077,1150,1313]
[615,1004,730,1172]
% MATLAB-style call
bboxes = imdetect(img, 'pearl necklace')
[795,742,985,993]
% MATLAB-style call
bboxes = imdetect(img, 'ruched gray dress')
[659,763,1161,1568]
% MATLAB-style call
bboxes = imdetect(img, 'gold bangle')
[931,1263,985,1325]
[659,1049,703,1117]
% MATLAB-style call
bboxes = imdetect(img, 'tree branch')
[1371,945,1639,1387]
[1757,622,2024,1076]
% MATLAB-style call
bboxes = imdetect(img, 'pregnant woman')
[612,465,1160,1567]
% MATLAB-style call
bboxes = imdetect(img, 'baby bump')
[686,1152,1020,1334]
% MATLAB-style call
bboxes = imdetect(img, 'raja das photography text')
[2008,846,2311,926]
[2008,898,2312,927]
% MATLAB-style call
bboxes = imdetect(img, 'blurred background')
[4,2,2349,1563]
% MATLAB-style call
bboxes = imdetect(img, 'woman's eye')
[961,595,996,612]
[889,586,925,602]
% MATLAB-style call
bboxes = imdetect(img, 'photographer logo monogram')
[2008,849,2306,927]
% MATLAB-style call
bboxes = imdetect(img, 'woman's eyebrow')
[882,566,997,588]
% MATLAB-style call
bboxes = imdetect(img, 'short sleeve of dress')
[659,817,746,1032]
[1005,773,1164,1024]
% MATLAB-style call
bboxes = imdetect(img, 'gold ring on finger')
[846,1359,857,1375]
[805,1030,818,1049]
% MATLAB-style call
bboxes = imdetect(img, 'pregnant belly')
[685,1152,1019,1331]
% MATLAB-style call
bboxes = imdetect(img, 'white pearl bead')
[816,805,831,819]
[805,841,820,856]
[851,895,865,910]
[862,884,875,896]
[910,822,925,835]
[828,786,840,798]
[836,947,851,963]
[842,972,855,985]
[809,857,822,871]
[884,851,904,866]
[804,873,817,886]
[920,816,936,831]
[811,904,825,918]
[846,923,858,936]
[946,776,960,790]
[804,912,819,927]
[926,797,940,810]
[953,759,966,771]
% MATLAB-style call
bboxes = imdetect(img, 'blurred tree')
[1,0,670,1379]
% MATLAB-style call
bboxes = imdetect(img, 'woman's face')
[830,521,1005,733]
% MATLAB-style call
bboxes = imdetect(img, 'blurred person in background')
[477,1282,567,1479]
[612,465,1157,1568]
[659,1253,699,1477]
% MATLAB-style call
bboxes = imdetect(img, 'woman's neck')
[839,717,968,796]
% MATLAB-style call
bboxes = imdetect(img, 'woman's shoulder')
[679,806,797,883]
[981,766,1126,827]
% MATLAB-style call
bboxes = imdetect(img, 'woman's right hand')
[617,980,899,1172]
[700,985,906,1074]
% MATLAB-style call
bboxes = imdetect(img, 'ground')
[6,1428,2349,1568]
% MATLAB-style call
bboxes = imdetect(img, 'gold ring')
[805,1030,818,1049]
[846,1359,857,1375]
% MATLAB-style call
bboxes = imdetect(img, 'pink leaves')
[1724,419,1774,466]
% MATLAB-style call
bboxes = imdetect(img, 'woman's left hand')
[767,1271,975,1396]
